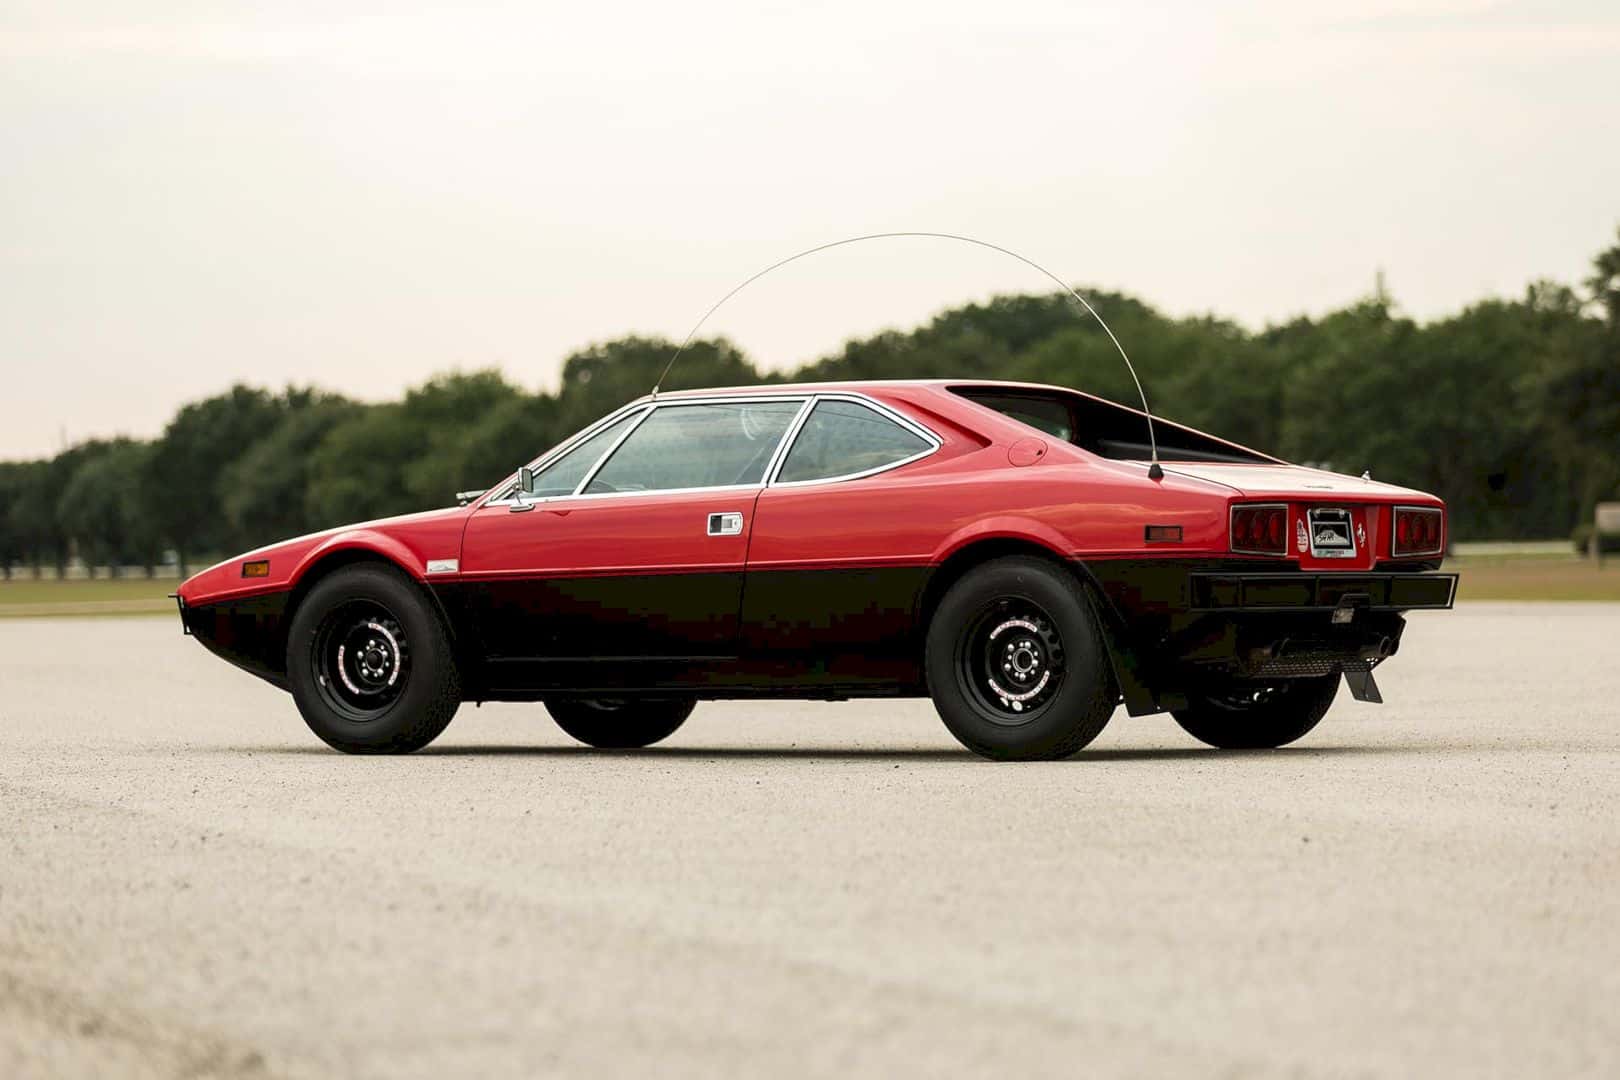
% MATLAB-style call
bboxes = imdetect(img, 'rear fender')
[930,518,1168,717]
[931,516,1075,565]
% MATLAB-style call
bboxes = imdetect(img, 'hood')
[1160,462,1434,501]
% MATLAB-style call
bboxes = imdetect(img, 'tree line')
[3,231,1618,577]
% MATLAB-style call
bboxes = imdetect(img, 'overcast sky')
[2,1,1616,458]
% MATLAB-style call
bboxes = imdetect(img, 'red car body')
[177,380,1456,747]
[177,380,1458,709]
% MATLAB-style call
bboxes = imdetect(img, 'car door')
[741,395,944,688]
[460,396,806,692]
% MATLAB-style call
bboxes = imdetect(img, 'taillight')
[1392,506,1444,557]
[1230,503,1288,556]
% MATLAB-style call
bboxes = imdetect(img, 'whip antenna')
[653,231,1162,479]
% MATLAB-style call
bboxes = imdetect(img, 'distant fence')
[0,562,191,581]
[1449,540,1578,558]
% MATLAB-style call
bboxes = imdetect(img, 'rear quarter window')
[776,400,932,483]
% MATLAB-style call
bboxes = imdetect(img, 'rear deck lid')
[1160,462,1427,501]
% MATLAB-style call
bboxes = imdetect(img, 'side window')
[584,401,802,494]
[775,399,933,483]
[526,410,642,497]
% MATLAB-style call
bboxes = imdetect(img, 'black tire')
[546,698,695,749]
[925,556,1117,761]
[1172,675,1339,750]
[286,564,462,754]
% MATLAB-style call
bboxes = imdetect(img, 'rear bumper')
[1188,572,1457,612]
[1082,561,1456,716]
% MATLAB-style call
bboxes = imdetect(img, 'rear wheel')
[925,556,1116,761]
[1172,675,1339,749]
[546,698,694,749]
[286,564,462,754]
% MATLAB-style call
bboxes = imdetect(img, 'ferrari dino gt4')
[175,381,1457,759]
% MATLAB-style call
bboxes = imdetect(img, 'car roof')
[644,379,1072,400]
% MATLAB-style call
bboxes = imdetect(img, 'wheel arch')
[284,544,464,663]
[918,534,1155,716]
[918,535,1076,630]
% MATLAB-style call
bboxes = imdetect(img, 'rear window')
[957,392,1073,440]
[951,385,1273,464]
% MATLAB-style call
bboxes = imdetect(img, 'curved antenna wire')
[653,231,1161,478]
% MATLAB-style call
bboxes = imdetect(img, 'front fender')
[292,530,431,586]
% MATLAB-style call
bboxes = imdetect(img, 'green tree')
[0,462,27,579]
[303,404,420,526]
[403,391,560,503]
[146,386,288,573]
[3,461,55,577]
[553,337,760,435]
[221,394,362,543]
[1587,226,1620,328]
[56,440,163,576]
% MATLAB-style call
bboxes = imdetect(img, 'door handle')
[707,512,744,536]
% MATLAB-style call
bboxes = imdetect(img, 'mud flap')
[1077,580,1162,716]
[1343,668,1383,704]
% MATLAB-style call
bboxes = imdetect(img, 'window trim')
[482,403,652,506]
[766,393,943,488]
[478,391,940,508]
[575,396,809,498]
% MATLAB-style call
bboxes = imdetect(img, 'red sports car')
[175,380,1456,759]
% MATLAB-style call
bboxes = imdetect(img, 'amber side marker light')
[1144,525,1183,543]
[241,560,270,578]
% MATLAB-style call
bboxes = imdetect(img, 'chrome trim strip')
[482,403,651,506]
[477,391,936,508]
[765,392,944,488]
[759,397,816,486]
[572,402,656,496]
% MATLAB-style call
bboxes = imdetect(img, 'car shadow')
[235,743,1432,762]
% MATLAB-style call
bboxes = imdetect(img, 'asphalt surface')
[2,605,1617,1079]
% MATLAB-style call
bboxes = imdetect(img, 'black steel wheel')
[925,556,1116,760]
[310,599,410,721]
[287,564,461,754]
[546,698,694,749]
[1172,675,1339,750]
[958,598,1067,724]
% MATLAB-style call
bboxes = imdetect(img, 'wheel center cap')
[1006,640,1041,680]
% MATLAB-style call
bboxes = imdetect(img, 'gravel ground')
[2,605,1617,1078]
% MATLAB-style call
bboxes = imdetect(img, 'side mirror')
[510,466,537,513]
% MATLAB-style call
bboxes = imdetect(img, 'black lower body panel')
[180,591,291,690]
[1080,559,1455,715]
[456,564,931,698]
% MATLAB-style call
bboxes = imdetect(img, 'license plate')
[1308,507,1357,559]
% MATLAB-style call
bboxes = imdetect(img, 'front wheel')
[925,556,1117,761]
[286,564,462,754]
[1172,675,1340,749]
[546,698,694,749]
